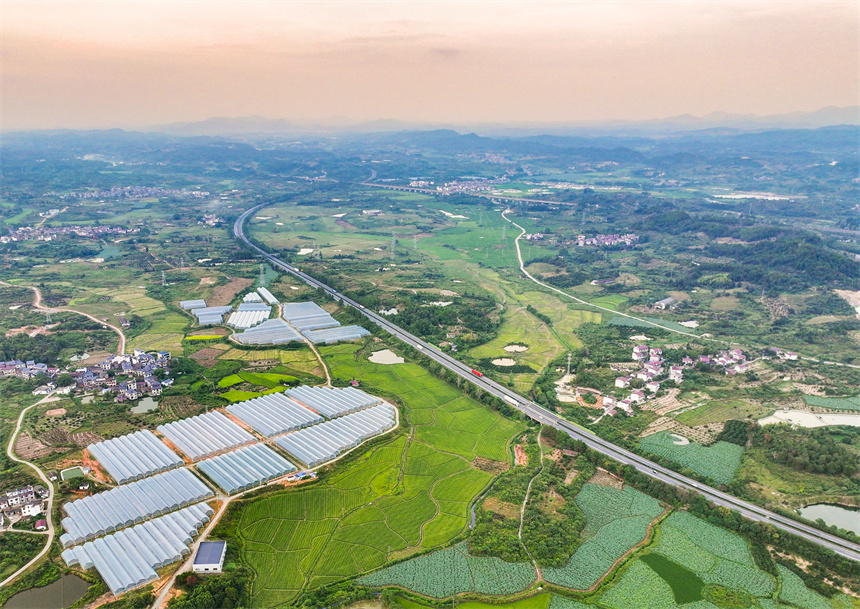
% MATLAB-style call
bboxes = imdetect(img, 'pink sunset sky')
[2,1,858,130]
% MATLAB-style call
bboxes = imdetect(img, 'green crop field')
[777,565,834,609]
[588,294,629,311]
[649,512,775,599]
[639,432,743,485]
[803,395,860,412]
[359,542,536,598]
[542,484,663,590]
[675,399,772,427]
[235,345,523,606]
[608,316,693,334]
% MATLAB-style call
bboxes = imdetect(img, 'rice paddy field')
[235,344,524,607]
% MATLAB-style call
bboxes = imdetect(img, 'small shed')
[35,519,47,531]
[193,541,227,573]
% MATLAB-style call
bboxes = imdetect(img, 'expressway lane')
[234,204,860,563]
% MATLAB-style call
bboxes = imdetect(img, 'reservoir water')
[3,574,91,609]
[799,504,860,535]
[130,396,158,414]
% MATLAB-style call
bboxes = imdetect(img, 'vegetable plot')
[639,432,743,485]
[359,542,536,598]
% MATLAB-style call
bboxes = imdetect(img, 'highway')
[234,204,860,563]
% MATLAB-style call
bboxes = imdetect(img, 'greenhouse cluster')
[226,392,323,437]
[87,430,184,484]
[303,325,371,344]
[280,301,340,331]
[273,404,396,467]
[197,443,297,494]
[233,318,302,345]
[60,468,213,547]
[157,411,256,461]
[285,385,382,418]
[62,503,214,596]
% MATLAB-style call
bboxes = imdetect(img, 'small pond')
[3,574,91,609]
[798,504,860,535]
[130,396,158,414]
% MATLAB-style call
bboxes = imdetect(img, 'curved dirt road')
[1,281,126,354]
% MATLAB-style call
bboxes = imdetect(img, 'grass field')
[675,399,773,427]
[639,432,743,485]
[236,343,524,606]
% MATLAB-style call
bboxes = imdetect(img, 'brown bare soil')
[546,449,562,462]
[564,469,579,485]
[41,429,101,447]
[483,497,521,519]
[336,219,358,230]
[539,488,567,515]
[82,449,112,484]
[45,408,67,416]
[588,467,624,489]
[160,395,203,419]
[199,276,217,285]
[514,444,529,466]
[190,346,229,366]
[15,432,55,459]
[208,277,254,306]
[472,457,510,474]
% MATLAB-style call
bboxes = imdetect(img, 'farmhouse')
[193,541,227,573]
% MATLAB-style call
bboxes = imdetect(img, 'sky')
[2,1,858,130]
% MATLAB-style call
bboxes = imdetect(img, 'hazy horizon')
[3,1,858,131]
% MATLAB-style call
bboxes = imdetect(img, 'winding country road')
[0,281,127,354]
[0,392,59,589]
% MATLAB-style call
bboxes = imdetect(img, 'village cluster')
[2,349,173,401]
[574,233,640,247]
[50,186,210,200]
[603,346,750,417]
[1,224,138,244]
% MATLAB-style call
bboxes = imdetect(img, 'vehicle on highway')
[471,369,483,377]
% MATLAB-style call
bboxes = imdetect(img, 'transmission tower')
[390,233,396,261]
[566,352,572,376]
[413,235,418,249]
[259,263,266,286]
[179,256,185,271]
[45,311,52,325]
[502,225,506,239]
[161,270,167,286]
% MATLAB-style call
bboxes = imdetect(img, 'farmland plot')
[542,484,664,590]
[359,542,536,598]
[639,431,743,485]
[649,512,776,599]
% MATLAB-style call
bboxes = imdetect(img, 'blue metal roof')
[194,540,226,566]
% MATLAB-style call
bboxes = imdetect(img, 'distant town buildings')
[2,225,139,244]
[49,186,209,200]
[575,233,639,248]
[436,176,509,194]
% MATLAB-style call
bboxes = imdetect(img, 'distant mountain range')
[152,106,859,137]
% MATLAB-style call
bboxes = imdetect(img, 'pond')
[3,574,91,609]
[798,504,860,535]
[130,397,158,414]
